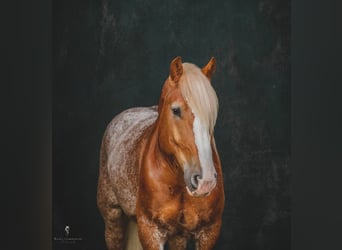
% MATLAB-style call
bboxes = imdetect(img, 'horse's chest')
[156,196,210,233]
[176,207,200,231]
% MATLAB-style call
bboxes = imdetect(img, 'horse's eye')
[172,107,181,117]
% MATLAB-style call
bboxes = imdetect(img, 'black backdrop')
[53,0,290,249]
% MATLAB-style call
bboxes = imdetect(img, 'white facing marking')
[193,116,216,180]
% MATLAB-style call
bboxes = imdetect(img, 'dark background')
[53,0,290,249]
[3,1,341,250]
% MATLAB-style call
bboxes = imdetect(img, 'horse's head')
[157,56,219,197]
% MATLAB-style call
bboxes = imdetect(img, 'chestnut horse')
[97,57,225,250]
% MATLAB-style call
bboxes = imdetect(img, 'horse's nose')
[190,173,201,190]
[188,171,217,197]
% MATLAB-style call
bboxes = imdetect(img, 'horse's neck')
[139,122,183,183]
[135,122,157,169]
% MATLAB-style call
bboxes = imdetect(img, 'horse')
[97,56,225,250]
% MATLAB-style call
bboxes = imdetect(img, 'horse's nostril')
[190,174,201,189]
[214,173,217,179]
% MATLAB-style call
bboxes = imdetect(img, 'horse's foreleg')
[97,165,127,249]
[168,235,187,250]
[98,188,127,250]
[137,215,166,250]
[195,220,222,250]
[103,206,127,250]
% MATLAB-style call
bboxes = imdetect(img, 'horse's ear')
[170,56,183,84]
[202,57,216,80]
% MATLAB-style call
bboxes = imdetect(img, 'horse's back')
[101,106,158,216]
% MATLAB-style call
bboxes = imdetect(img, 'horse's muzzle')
[185,173,217,197]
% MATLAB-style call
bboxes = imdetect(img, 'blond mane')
[179,63,218,133]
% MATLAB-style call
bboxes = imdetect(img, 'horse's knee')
[97,177,122,222]
[106,205,124,223]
